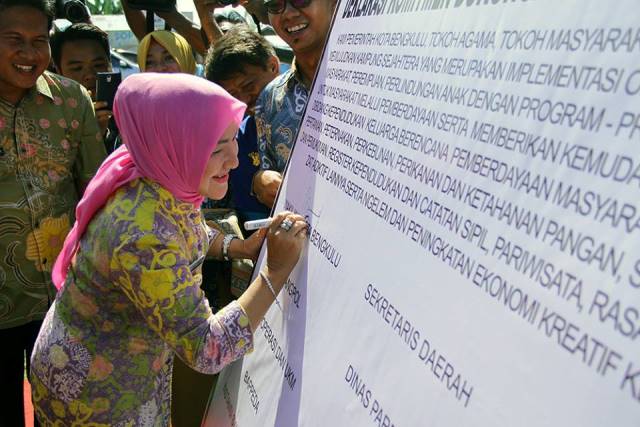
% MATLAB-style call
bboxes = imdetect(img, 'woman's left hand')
[239,228,267,262]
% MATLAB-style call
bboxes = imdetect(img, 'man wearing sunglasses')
[252,0,337,208]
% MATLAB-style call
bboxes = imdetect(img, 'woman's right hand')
[265,211,308,283]
[237,212,307,330]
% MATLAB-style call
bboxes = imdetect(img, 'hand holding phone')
[96,71,122,110]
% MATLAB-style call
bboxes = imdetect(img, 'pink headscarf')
[52,73,246,290]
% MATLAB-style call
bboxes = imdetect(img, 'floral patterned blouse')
[30,178,254,426]
[0,71,106,329]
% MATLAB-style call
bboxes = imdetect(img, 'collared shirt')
[0,71,106,329]
[255,61,309,173]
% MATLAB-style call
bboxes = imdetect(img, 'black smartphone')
[96,71,122,110]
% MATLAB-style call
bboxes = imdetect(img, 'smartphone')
[96,71,122,110]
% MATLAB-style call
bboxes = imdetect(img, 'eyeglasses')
[264,0,312,14]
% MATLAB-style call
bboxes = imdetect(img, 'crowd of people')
[0,0,337,425]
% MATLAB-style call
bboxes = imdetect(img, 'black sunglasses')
[264,0,312,14]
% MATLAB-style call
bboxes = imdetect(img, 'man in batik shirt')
[0,1,106,425]
[252,0,337,208]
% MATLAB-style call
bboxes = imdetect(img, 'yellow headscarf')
[137,30,196,74]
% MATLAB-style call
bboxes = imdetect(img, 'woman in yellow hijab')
[137,30,197,74]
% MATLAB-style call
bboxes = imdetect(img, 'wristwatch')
[222,234,237,261]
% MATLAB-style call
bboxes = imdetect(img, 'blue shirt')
[230,116,270,222]
[255,62,308,173]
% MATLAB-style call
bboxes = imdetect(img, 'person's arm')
[73,85,108,195]
[238,212,308,331]
[112,210,306,373]
[253,90,282,208]
[193,0,224,47]
[156,8,208,55]
[113,228,252,373]
[121,0,148,41]
[252,170,281,208]
[122,0,210,54]
[207,226,266,262]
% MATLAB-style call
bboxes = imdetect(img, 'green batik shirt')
[0,71,107,329]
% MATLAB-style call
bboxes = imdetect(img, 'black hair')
[50,23,110,70]
[0,0,55,30]
[205,27,276,82]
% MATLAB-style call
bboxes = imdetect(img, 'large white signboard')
[205,1,640,425]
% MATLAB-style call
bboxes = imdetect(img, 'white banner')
[205,1,640,425]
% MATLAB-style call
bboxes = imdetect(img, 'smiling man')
[252,0,337,208]
[0,1,106,425]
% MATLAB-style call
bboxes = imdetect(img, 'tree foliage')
[86,0,123,15]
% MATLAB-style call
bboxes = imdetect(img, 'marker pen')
[244,218,273,230]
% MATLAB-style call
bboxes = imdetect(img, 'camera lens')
[64,0,90,23]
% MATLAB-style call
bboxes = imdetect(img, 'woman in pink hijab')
[30,73,307,426]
